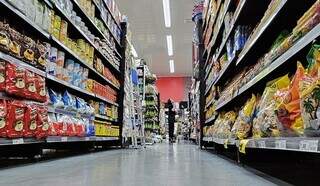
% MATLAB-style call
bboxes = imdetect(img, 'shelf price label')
[61,137,68,142]
[85,137,90,141]
[257,140,266,148]
[275,140,286,149]
[299,140,318,152]
[12,138,24,144]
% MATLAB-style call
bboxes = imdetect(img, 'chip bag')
[230,94,257,140]
[6,63,25,97]
[0,60,6,91]
[252,75,290,138]
[35,106,49,139]
[23,104,38,137]
[0,99,7,137]
[6,100,25,138]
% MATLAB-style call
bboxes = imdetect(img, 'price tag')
[239,139,249,154]
[257,140,266,148]
[61,137,68,142]
[85,137,90,141]
[103,137,107,140]
[224,139,229,149]
[299,140,318,152]
[275,140,286,149]
[12,138,24,144]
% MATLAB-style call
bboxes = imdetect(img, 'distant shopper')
[166,99,176,143]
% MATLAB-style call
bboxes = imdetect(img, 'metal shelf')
[92,0,121,46]
[48,106,94,119]
[46,136,119,143]
[0,52,46,77]
[236,0,288,66]
[47,74,96,97]
[72,0,122,59]
[1,1,50,39]
[206,0,247,66]
[0,138,44,146]
[95,94,119,106]
[205,115,216,124]
[215,23,320,111]
[95,114,118,122]
[205,98,215,109]
[51,1,120,74]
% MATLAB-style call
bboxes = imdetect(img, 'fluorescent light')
[162,0,171,28]
[166,35,173,56]
[169,60,174,73]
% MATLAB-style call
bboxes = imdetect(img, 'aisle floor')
[0,143,281,186]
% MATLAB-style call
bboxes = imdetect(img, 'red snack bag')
[0,60,6,91]
[57,115,68,136]
[35,106,49,139]
[6,63,26,97]
[25,71,37,100]
[6,100,25,138]
[23,104,38,137]
[48,113,57,136]
[0,99,7,137]
[35,75,46,102]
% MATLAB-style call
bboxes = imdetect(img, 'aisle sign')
[275,140,286,149]
[12,138,24,144]
[299,140,318,152]
[257,140,266,148]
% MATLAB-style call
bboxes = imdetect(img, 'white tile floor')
[0,143,279,186]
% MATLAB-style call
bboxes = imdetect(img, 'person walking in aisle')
[166,99,176,143]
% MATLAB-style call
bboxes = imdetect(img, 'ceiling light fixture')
[162,0,171,28]
[169,60,175,73]
[166,35,173,56]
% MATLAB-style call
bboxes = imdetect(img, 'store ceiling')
[117,0,194,77]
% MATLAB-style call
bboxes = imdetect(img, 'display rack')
[0,0,128,156]
[198,0,320,163]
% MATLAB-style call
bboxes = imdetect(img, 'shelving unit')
[0,0,128,155]
[197,0,320,163]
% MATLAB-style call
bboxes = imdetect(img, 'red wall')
[156,77,189,102]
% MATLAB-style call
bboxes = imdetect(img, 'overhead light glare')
[169,60,174,73]
[162,0,171,28]
[166,35,173,56]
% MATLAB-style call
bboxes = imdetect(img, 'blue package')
[99,102,105,115]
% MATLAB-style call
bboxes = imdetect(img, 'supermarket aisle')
[0,144,280,186]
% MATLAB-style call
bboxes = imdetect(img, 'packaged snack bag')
[35,75,46,102]
[25,71,37,100]
[67,116,76,136]
[48,113,58,136]
[6,63,25,97]
[23,104,38,137]
[231,94,257,140]
[300,75,320,136]
[57,114,68,136]
[0,60,6,91]
[306,44,320,77]
[0,99,7,137]
[6,100,25,138]
[252,75,290,138]
[275,63,305,136]
[35,106,49,139]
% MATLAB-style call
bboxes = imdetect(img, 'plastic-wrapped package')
[35,106,49,139]
[62,90,76,110]
[252,75,290,138]
[0,60,6,91]
[57,114,68,136]
[25,71,37,100]
[275,62,305,136]
[23,104,38,137]
[48,113,58,136]
[67,116,76,136]
[6,100,25,138]
[49,89,64,108]
[217,111,237,139]
[76,97,86,113]
[0,99,7,137]
[35,75,47,102]
[5,63,25,97]
[231,94,257,140]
